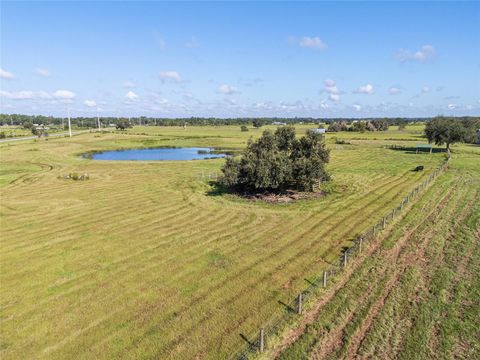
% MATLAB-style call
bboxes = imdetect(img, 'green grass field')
[0,126,36,138]
[272,145,480,360]
[0,125,65,139]
[1,124,473,359]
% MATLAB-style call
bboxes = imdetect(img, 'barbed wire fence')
[229,152,450,360]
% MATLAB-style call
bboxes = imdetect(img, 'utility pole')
[97,110,101,131]
[67,108,72,137]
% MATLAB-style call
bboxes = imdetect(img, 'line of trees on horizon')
[1,113,478,129]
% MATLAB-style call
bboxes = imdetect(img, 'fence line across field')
[230,153,450,360]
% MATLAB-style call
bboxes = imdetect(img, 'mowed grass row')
[276,152,480,360]
[0,126,447,359]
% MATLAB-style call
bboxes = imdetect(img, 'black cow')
[414,165,424,172]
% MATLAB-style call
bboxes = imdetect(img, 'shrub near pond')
[220,126,330,193]
[58,173,90,181]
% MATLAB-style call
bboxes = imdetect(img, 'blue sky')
[1,1,479,118]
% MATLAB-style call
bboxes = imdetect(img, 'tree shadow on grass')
[387,146,447,155]
[205,181,230,197]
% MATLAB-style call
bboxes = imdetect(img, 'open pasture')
[275,149,480,360]
[0,125,448,359]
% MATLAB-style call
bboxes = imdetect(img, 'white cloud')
[53,90,75,100]
[254,102,273,110]
[324,79,338,92]
[217,84,239,95]
[84,100,97,107]
[125,91,139,102]
[0,90,36,100]
[298,36,327,50]
[395,45,436,63]
[35,68,51,77]
[123,81,136,88]
[323,79,341,102]
[185,37,200,48]
[329,94,340,102]
[0,68,14,79]
[389,87,402,95]
[320,102,329,110]
[447,103,457,110]
[352,104,362,111]
[0,89,74,101]
[355,84,374,94]
[422,86,430,93]
[159,71,182,83]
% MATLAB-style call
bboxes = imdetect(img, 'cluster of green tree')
[425,116,480,149]
[115,119,132,130]
[327,119,390,132]
[220,127,330,193]
[31,127,49,137]
[0,114,57,126]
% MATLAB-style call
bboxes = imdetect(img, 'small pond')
[88,147,227,161]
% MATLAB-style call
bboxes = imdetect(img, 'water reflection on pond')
[88,147,227,161]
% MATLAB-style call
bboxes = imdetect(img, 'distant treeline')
[0,114,478,129]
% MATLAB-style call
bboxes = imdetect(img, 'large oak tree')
[220,126,330,192]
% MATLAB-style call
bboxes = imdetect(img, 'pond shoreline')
[83,146,230,161]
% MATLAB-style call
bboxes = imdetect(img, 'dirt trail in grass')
[309,186,457,360]
[274,161,480,359]
[272,165,480,360]
[270,182,453,359]
[343,188,477,360]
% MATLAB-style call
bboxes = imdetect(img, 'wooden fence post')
[383,217,386,229]
[296,293,303,314]
[343,251,348,268]
[373,225,377,237]
[359,237,363,252]
[259,328,265,352]
[323,271,327,288]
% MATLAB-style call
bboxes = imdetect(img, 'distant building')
[272,121,287,126]
[311,128,326,134]
[477,129,480,144]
